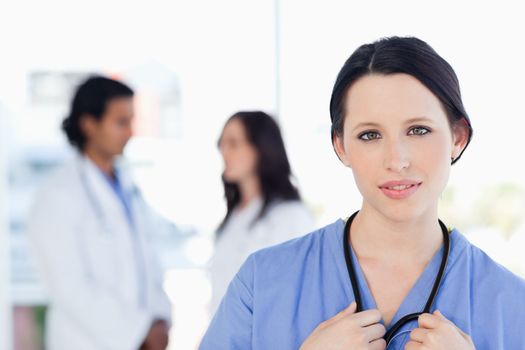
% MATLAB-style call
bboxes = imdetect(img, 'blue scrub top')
[200,219,525,349]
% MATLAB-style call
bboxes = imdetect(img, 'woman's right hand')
[300,302,386,350]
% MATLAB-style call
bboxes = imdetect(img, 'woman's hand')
[405,310,475,350]
[300,302,386,350]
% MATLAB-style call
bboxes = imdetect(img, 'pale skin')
[80,97,170,350]
[218,118,262,209]
[300,73,474,350]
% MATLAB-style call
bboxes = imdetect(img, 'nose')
[219,144,231,165]
[383,138,410,173]
[125,125,133,140]
[218,142,227,157]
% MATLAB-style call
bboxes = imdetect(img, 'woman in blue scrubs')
[200,37,525,349]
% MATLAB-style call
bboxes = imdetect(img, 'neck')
[83,146,115,178]
[350,202,444,265]
[238,175,261,209]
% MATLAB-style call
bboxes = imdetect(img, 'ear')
[79,114,98,139]
[333,132,351,167]
[451,118,470,160]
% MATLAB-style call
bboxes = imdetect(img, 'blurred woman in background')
[209,111,315,314]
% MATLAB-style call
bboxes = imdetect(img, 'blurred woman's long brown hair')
[217,111,301,235]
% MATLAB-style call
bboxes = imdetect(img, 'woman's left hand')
[404,310,475,350]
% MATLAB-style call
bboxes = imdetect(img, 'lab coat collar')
[76,153,133,229]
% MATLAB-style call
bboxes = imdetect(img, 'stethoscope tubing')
[343,211,451,344]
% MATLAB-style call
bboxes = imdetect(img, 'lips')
[379,180,422,200]
[385,184,415,190]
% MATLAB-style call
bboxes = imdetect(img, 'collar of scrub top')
[342,211,451,345]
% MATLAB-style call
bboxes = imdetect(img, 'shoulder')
[264,199,314,228]
[453,229,525,295]
[266,199,311,217]
[468,238,525,290]
[43,157,77,184]
[449,230,525,346]
[33,159,81,204]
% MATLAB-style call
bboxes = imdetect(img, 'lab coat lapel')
[80,155,148,306]
[112,162,152,305]
[80,155,131,234]
[115,164,148,243]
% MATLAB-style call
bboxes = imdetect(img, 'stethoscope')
[76,156,148,306]
[342,211,450,345]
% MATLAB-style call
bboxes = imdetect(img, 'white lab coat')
[28,154,171,350]
[209,197,315,314]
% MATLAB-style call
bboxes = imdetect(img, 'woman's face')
[219,118,258,183]
[334,73,469,222]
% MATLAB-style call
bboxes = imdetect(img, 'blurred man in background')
[28,76,171,350]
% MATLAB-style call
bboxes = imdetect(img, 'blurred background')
[1,0,525,349]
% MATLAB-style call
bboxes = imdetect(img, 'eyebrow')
[352,117,434,132]
[405,117,434,124]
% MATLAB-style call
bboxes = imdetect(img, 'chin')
[373,200,430,224]
[112,146,125,156]
[222,172,239,183]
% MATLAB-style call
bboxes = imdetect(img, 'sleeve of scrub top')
[28,188,153,350]
[199,254,255,349]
